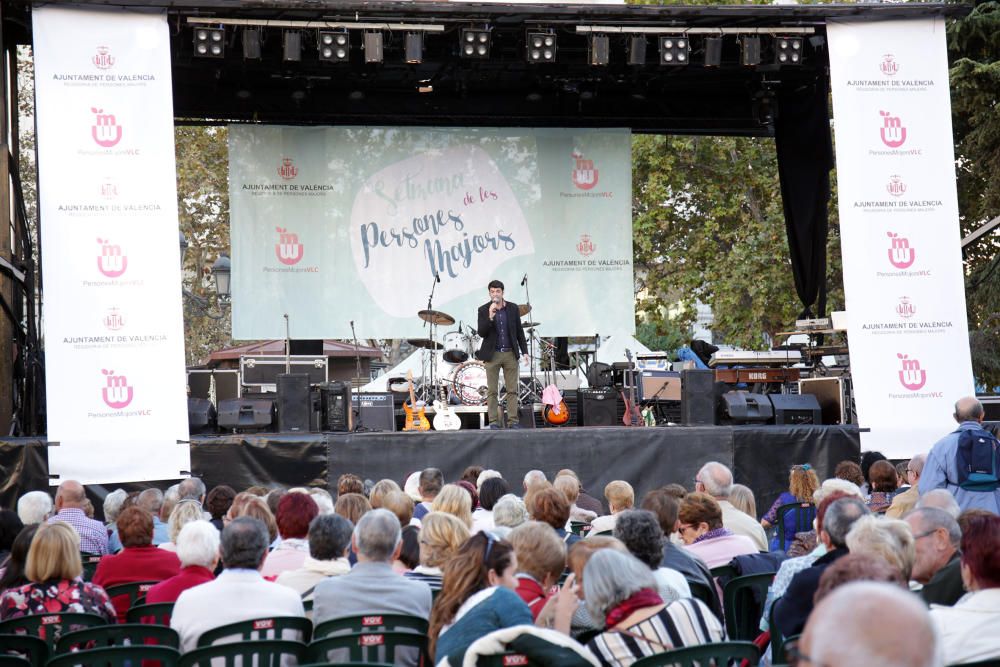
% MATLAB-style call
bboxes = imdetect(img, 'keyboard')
[708,349,802,367]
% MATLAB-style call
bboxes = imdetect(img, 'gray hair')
[845,515,916,580]
[137,488,164,514]
[102,489,127,524]
[908,454,927,478]
[907,507,961,548]
[822,497,870,548]
[17,491,53,525]
[954,396,984,422]
[814,478,864,505]
[492,494,528,529]
[308,513,353,561]
[698,461,733,498]
[178,477,207,501]
[309,489,335,515]
[523,470,547,489]
[915,489,961,519]
[176,520,221,569]
[221,517,269,570]
[476,469,502,492]
[613,510,664,570]
[583,549,658,620]
[353,508,401,562]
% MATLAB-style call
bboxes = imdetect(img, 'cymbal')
[418,309,455,326]
[406,338,443,350]
[522,321,541,329]
[518,304,532,317]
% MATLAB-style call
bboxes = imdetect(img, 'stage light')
[283,31,302,62]
[405,32,423,64]
[242,29,261,60]
[460,29,491,59]
[318,31,350,62]
[628,35,647,66]
[775,36,803,65]
[589,34,609,66]
[704,36,722,67]
[741,36,761,66]
[364,31,384,64]
[658,35,689,65]
[193,27,224,58]
[527,32,557,63]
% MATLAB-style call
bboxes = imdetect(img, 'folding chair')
[0,613,108,656]
[630,640,760,666]
[0,634,48,667]
[722,572,774,641]
[308,631,428,665]
[179,640,307,667]
[54,623,179,656]
[775,503,816,551]
[196,616,313,647]
[313,614,427,641]
[125,602,174,626]
[47,646,179,667]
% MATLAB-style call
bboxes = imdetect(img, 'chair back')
[477,652,536,666]
[0,657,30,667]
[686,580,722,622]
[179,640,306,667]
[722,573,774,641]
[126,602,175,626]
[0,634,48,667]
[47,645,179,667]
[80,553,102,582]
[630,640,759,666]
[55,623,180,655]
[769,599,787,663]
[313,613,427,641]
[103,580,160,611]
[568,521,591,537]
[709,563,738,582]
[197,616,313,647]
[308,631,428,665]
[0,613,108,655]
[775,503,816,550]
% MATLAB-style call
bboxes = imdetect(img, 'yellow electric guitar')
[403,370,430,432]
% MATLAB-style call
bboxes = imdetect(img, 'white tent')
[593,335,653,365]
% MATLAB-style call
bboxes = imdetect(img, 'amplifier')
[799,377,848,425]
[578,387,618,427]
[320,381,352,432]
[217,397,275,432]
[351,392,395,432]
[637,370,682,402]
[769,393,823,426]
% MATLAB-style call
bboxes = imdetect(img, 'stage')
[0,425,859,515]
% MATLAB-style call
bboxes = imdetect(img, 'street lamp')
[179,233,230,319]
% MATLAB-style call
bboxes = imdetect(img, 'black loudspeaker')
[769,393,823,425]
[289,339,324,355]
[721,391,773,424]
[218,398,275,432]
[277,373,311,432]
[321,381,352,432]
[187,397,216,434]
[351,392,395,432]
[681,369,717,425]
[587,362,614,388]
[578,387,618,426]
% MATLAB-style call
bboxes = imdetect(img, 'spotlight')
[741,36,761,66]
[283,31,302,62]
[628,35,646,66]
[242,29,261,60]
[527,32,557,63]
[364,31,384,64]
[589,34,609,66]
[704,36,722,67]
[460,29,491,59]
[775,36,803,65]
[318,31,350,63]
[193,27,225,58]
[658,35,689,65]
[405,32,423,64]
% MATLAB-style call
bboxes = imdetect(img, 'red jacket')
[514,574,551,621]
[145,565,215,605]
[92,546,180,622]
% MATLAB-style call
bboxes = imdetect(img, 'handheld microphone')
[492,296,501,305]
[521,273,527,286]
[436,273,441,283]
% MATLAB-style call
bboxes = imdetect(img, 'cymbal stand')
[521,276,541,403]
[423,273,441,403]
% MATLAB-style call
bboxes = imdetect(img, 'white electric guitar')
[433,387,462,431]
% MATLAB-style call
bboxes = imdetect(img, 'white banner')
[34,7,190,484]
[828,19,975,458]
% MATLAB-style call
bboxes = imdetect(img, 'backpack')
[956,426,1000,492]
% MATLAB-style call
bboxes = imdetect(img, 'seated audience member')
[834,460,866,488]
[886,454,925,519]
[930,514,1000,665]
[530,487,580,546]
[640,490,716,603]
[572,550,723,666]
[48,480,108,555]
[677,492,757,568]
[905,507,965,606]
[261,492,320,579]
[785,478,863,558]
[205,485,236,532]
[696,462,768,551]
[395,525,420,573]
[93,506,181,622]
[160,499,208,552]
[17,490,53,526]
[0,511,24,566]
[455,481,479,510]
[916,489,962,519]
[549,536,630,637]
[958,508,995,534]
[461,465,484,487]
[613,510,689,600]
[555,475,598,525]
[276,513,352,599]
[0,522,115,622]
[472,477,510,534]
[0,525,38,593]
[728,484,757,519]
[433,484,474,530]
[102,489,127,548]
[865,460,899,513]
[265,489,286,523]
[430,532,532,665]
[492,495,528,538]
[772,496,869,638]
[523,470,547,494]
[476,469,502,493]
[161,485,180,526]
[761,464,819,551]
[844,514,915,580]
[415,468,444,521]
[369,479,402,509]
[896,460,911,492]
[178,477,208,507]
[146,520,220,604]
[588,481,634,536]
[171,517,305,653]
[337,473,365,498]
[860,451,888,495]
[801,582,940,667]
[405,511,469,590]
[232,496,279,545]
[334,492,371,525]
[509,521,567,620]
[382,490,417,528]
[314,509,432,626]
[403,471,422,503]
[309,488,335,515]
[812,553,907,605]
[138,488,170,546]
[557,469,605,516]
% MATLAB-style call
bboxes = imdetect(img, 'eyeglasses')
[913,529,938,540]
[678,523,695,534]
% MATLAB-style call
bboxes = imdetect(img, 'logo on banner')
[104,308,126,331]
[880,54,899,77]
[896,297,916,319]
[577,234,596,257]
[91,108,123,148]
[92,46,115,70]
[887,232,916,269]
[897,354,927,391]
[879,111,907,148]
[275,227,304,265]
[97,238,128,278]
[101,369,134,409]
[886,175,907,197]
[100,179,119,200]
[278,158,298,181]
[571,152,599,191]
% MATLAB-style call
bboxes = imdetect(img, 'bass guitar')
[403,370,430,432]
[621,348,643,427]
[433,386,461,431]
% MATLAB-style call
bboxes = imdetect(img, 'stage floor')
[0,425,860,514]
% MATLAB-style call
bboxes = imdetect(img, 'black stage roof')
[3,2,968,133]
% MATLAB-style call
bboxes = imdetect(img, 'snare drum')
[451,360,488,406]
[442,331,470,364]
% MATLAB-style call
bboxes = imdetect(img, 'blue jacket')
[919,421,1000,514]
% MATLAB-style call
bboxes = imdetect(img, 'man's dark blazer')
[773,547,848,638]
[476,301,528,362]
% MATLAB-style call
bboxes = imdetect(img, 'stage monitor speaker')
[578,387,618,426]
[321,381,352,432]
[187,397,216,434]
[351,392,395,432]
[681,369,717,425]
[798,377,846,425]
[721,391,773,424]
[289,339,324,355]
[769,393,823,425]
[277,373,311,432]
[217,397,275,432]
[587,362,614,389]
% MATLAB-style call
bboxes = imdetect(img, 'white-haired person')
[145,520,220,604]
[491,494,528,538]
[16,491,53,526]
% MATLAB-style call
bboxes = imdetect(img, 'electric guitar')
[621,349,643,427]
[402,370,430,432]
[433,386,461,431]
[542,338,570,426]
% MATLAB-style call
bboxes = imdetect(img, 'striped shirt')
[49,508,109,555]
[586,598,724,667]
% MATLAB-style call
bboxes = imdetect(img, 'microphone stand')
[350,320,364,432]
[522,275,540,402]
[283,314,291,374]
[423,274,441,403]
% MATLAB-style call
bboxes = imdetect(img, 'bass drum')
[451,360,488,406]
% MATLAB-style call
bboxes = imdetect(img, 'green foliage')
[634,320,689,354]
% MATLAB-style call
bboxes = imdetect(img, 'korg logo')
[91,107,123,148]
[879,111,907,149]
[275,227,304,265]
[101,369,134,409]
[897,354,927,391]
[97,238,128,278]
[887,232,915,270]
[571,151,598,191]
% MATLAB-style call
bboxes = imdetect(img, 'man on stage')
[477,280,529,429]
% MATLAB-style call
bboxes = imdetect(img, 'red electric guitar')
[621,349,643,427]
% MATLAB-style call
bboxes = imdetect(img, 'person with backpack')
[919,397,1000,514]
